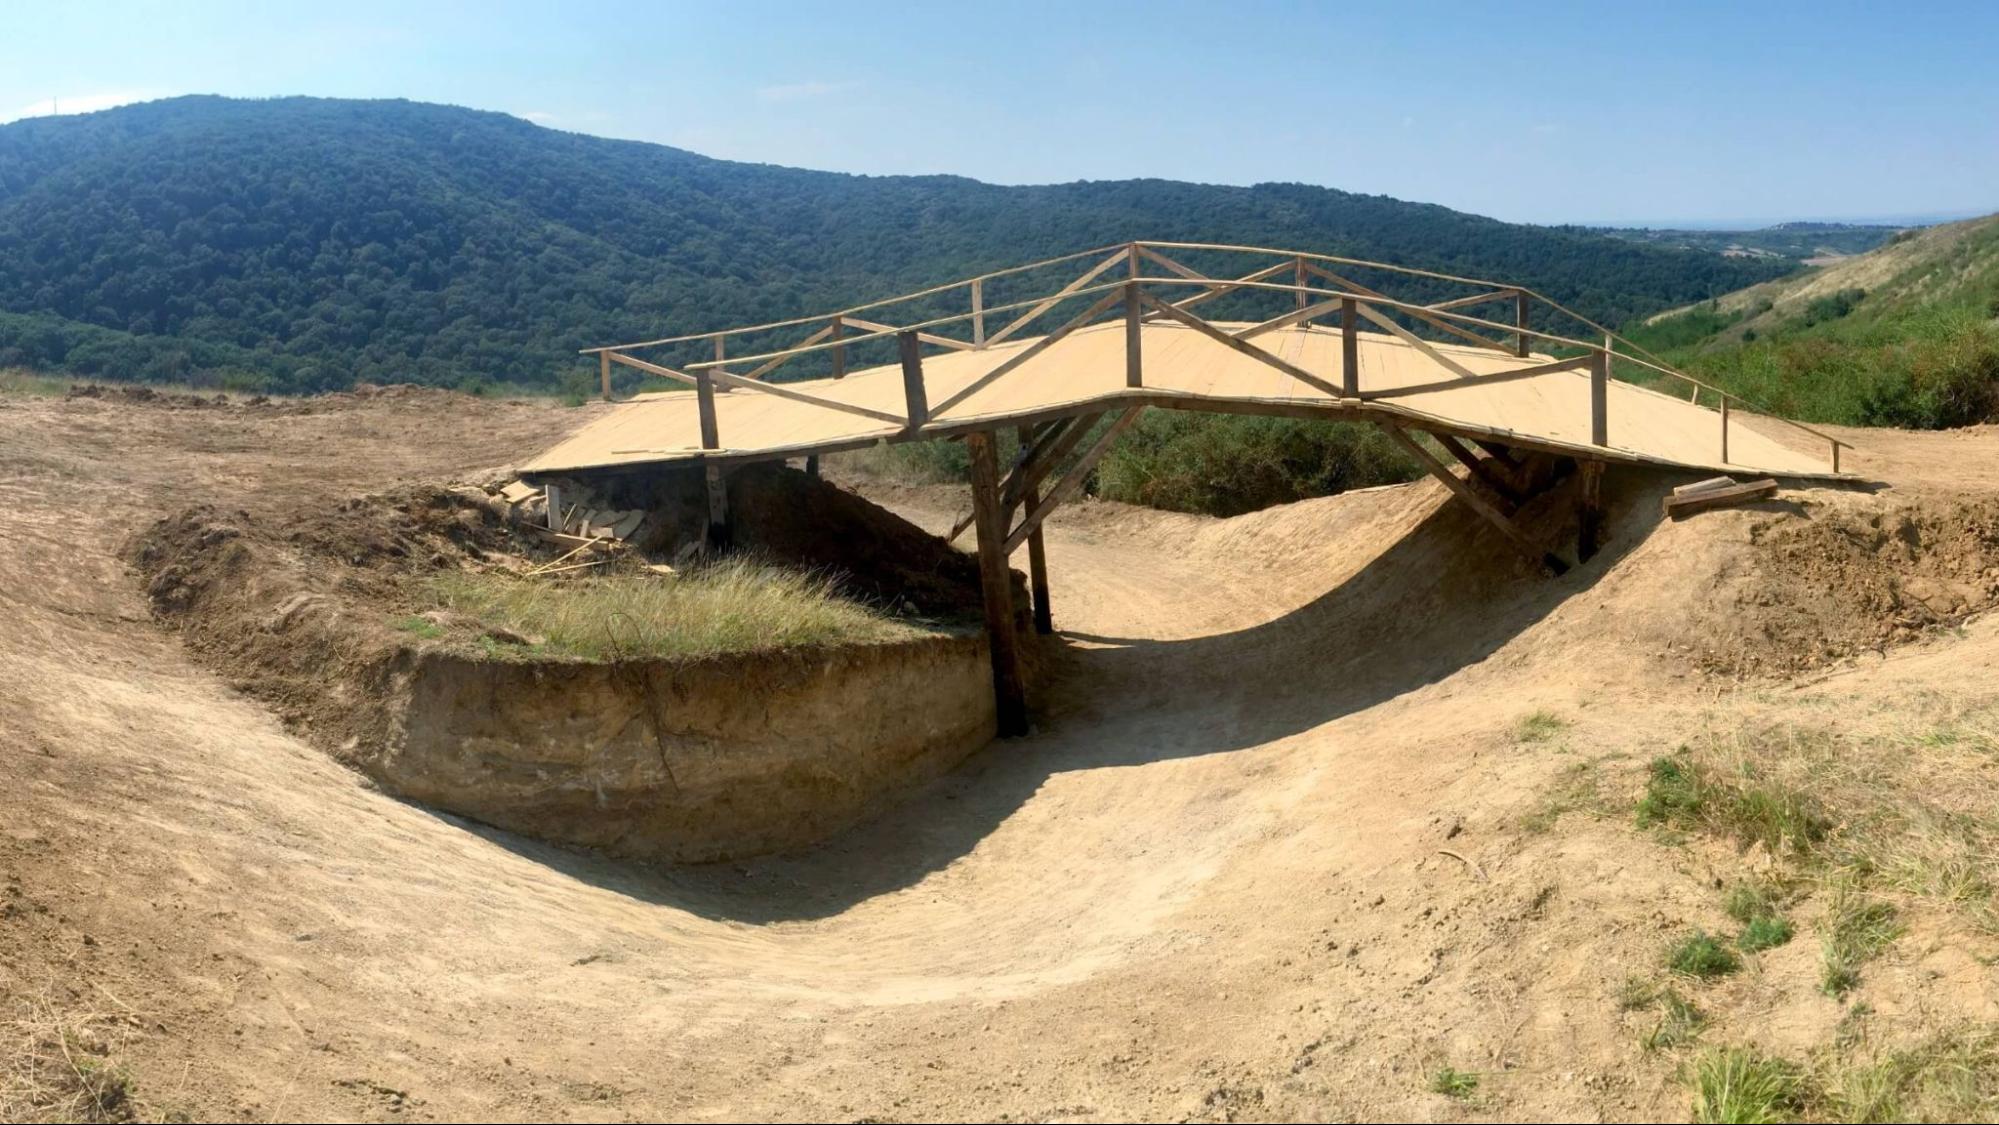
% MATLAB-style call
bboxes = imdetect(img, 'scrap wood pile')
[464,479,670,578]
[1662,475,1780,518]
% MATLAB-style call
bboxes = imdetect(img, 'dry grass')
[2,996,168,1123]
[428,556,922,660]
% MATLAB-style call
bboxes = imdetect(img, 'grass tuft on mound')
[428,558,919,661]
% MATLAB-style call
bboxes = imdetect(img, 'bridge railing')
[579,241,1848,473]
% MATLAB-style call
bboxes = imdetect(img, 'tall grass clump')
[429,558,916,660]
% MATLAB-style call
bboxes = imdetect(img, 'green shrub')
[1668,931,1742,979]
[1092,413,1419,516]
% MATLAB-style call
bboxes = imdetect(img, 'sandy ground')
[4,388,1999,1121]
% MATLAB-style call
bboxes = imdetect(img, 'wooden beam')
[1349,300,1482,380]
[930,289,1123,418]
[1138,291,1345,399]
[1433,431,1523,511]
[840,316,975,352]
[1576,459,1605,562]
[946,412,1100,543]
[1303,261,1514,355]
[743,322,837,381]
[1124,281,1143,387]
[608,350,698,386]
[1383,425,1569,575]
[971,279,985,346]
[1342,298,1359,397]
[1017,423,1053,635]
[1425,289,1517,313]
[599,351,612,400]
[1135,246,1290,314]
[984,249,1126,347]
[1591,348,1609,446]
[830,316,846,379]
[1234,296,1350,342]
[695,370,721,450]
[709,367,907,426]
[1720,397,1730,464]
[966,430,1029,738]
[1514,290,1530,358]
[898,331,928,430]
[1005,409,1142,555]
[704,465,731,550]
[1360,354,1594,401]
[1663,477,1776,519]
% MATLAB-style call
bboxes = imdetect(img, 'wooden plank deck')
[523,320,1838,480]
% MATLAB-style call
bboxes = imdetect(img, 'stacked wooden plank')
[1662,475,1779,518]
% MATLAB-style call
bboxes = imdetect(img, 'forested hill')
[0,96,1793,393]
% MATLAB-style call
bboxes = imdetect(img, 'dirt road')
[4,389,1998,1121]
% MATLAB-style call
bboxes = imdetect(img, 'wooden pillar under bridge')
[599,351,612,401]
[1016,424,1053,635]
[1577,459,1605,563]
[966,430,1029,738]
[694,369,731,548]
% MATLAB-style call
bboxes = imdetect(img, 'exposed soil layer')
[1681,493,1999,674]
[128,466,1013,861]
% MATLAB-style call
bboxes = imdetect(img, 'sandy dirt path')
[5,389,1999,1121]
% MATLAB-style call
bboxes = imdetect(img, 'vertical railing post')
[1720,397,1730,464]
[830,315,845,379]
[1514,290,1530,358]
[1126,241,1141,279]
[1341,297,1359,398]
[1832,439,1842,473]
[971,279,985,347]
[897,330,927,430]
[599,351,612,400]
[712,336,729,393]
[695,369,720,450]
[1590,344,1609,447]
[1124,280,1143,388]
[1294,255,1308,311]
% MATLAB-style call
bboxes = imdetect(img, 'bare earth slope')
[5,390,1999,1121]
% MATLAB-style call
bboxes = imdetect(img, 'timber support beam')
[966,430,1030,737]
[1384,425,1569,576]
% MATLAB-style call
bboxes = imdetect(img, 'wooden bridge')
[523,242,1851,734]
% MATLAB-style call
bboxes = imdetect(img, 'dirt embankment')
[128,466,1020,861]
[1676,493,1999,674]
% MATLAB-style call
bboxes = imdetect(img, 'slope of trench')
[12,390,1997,1118]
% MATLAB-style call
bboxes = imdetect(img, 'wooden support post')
[1341,298,1359,397]
[898,330,928,430]
[966,430,1029,738]
[1590,347,1609,446]
[1126,241,1141,279]
[694,368,729,547]
[1434,431,1523,510]
[713,336,728,388]
[1124,281,1143,388]
[1577,460,1605,563]
[1294,255,1308,311]
[830,316,846,379]
[971,279,985,347]
[1831,440,1841,473]
[599,351,612,400]
[1384,425,1569,576]
[1514,291,1530,358]
[1720,398,1730,464]
[1017,423,1053,635]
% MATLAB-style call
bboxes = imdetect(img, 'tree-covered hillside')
[0,96,1793,393]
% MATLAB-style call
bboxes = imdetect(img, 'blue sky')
[4,0,1994,226]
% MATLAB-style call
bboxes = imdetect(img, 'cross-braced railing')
[579,241,1849,473]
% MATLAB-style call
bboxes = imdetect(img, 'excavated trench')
[127,464,1031,862]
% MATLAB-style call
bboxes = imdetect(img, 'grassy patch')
[1635,750,1831,857]
[1627,981,1709,1053]
[1820,883,1902,996]
[1428,1066,1479,1100]
[1823,1027,1999,1121]
[1738,916,1795,953]
[392,614,445,639]
[1513,709,1569,744]
[1668,931,1743,980]
[0,368,74,396]
[1690,1047,1804,1124]
[1092,413,1420,516]
[428,558,919,661]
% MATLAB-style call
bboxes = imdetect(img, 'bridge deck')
[524,320,1837,479]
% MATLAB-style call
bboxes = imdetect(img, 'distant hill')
[1590,222,1906,264]
[0,96,1793,393]
[1621,214,1999,428]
